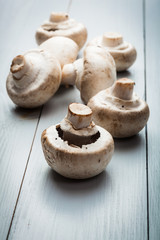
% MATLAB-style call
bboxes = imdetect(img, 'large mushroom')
[41,103,114,179]
[36,12,87,50]
[88,78,150,138]
[6,36,79,108]
[87,32,137,72]
[39,36,79,68]
[62,45,116,103]
[6,49,61,108]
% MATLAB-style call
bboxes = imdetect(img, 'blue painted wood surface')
[0,0,159,239]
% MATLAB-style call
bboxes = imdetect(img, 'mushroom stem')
[49,12,69,22]
[67,103,92,129]
[102,32,123,47]
[62,58,83,86]
[10,50,42,89]
[11,55,29,80]
[62,64,76,85]
[110,78,135,100]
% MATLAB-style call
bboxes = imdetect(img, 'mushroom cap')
[41,124,114,179]
[88,78,150,138]
[87,32,137,72]
[75,46,116,103]
[6,49,61,108]
[41,103,114,179]
[35,12,87,50]
[39,36,79,68]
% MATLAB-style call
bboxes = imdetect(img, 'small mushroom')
[6,49,61,108]
[87,32,137,72]
[88,78,150,138]
[41,103,114,179]
[62,45,116,103]
[35,12,87,50]
[39,36,79,68]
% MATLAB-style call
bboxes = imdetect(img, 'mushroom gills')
[46,27,59,32]
[56,125,100,147]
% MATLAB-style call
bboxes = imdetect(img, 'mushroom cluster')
[41,103,114,179]
[36,12,87,50]
[88,78,150,138]
[87,32,137,71]
[6,11,150,179]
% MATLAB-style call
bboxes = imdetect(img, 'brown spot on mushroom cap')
[35,12,87,50]
[87,32,137,72]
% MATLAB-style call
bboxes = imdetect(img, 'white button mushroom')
[41,103,114,179]
[6,49,61,108]
[35,12,87,50]
[62,45,116,103]
[6,36,80,108]
[88,78,150,138]
[39,36,79,68]
[87,32,137,72]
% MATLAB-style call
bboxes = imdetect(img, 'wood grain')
[145,0,160,239]
[0,0,69,239]
[8,0,148,240]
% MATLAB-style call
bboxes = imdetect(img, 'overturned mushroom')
[87,32,137,72]
[6,49,61,108]
[41,103,114,179]
[88,78,149,138]
[62,45,116,103]
[36,12,87,50]
[39,36,79,68]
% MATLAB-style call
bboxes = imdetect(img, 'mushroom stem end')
[67,103,92,129]
[111,78,135,100]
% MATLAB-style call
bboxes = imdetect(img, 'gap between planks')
[143,0,149,239]
[67,0,73,13]
[6,106,43,240]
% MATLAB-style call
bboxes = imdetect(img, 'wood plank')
[145,0,160,239]
[0,0,69,239]
[8,0,148,239]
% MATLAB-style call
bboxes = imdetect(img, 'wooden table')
[0,0,159,239]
